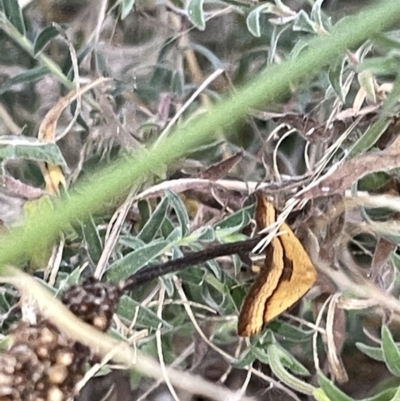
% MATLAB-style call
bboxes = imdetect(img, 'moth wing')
[238,236,284,337]
[255,192,276,228]
[263,223,317,324]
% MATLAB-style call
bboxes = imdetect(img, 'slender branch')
[119,236,262,292]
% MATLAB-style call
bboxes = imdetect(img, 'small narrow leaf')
[121,0,136,20]
[138,200,151,231]
[106,240,171,282]
[190,43,223,69]
[161,217,175,239]
[3,0,25,35]
[348,118,391,158]
[356,342,385,362]
[205,259,221,280]
[0,67,50,95]
[293,10,318,34]
[195,226,215,242]
[389,387,400,401]
[251,346,270,364]
[187,0,206,30]
[166,190,189,238]
[117,295,172,329]
[268,344,315,395]
[234,349,256,368]
[382,325,400,377]
[119,235,145,250]
[328,58,346,102]
[358,69,376,103]
[166,226,183,243]
[34,25,61,56]
[268,320,313,342]
[246,4,274,37]
[82,215,103,264]
[213,205,254,238]
[313,388,333,401]
[391,252,400,273]
[0,136,67,167]
[274,345,310,376]
[317,372,355,401]
[138,196,169,243]
[189,242,221,279]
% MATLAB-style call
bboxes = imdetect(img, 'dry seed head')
[55,350,74,366]
[47,386,63,401]
[61,277,121,332]
[0,320,89,401]
[48,365,68,384]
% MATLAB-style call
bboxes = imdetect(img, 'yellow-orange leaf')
[38,78,110,194]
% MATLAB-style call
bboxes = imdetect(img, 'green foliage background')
[2,0,400,400]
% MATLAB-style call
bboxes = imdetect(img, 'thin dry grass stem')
[210,185,235,213]
[87,0,108,44]
[348,192,400,213]
[166,3,234,43]
[339,297,382,311]
[325,293,348,383]
[266,122,286,147]
[304,141,313,173]
[327,60,357,121]
[272,128,296,179]
[140,282,162,308]
[137,344,195,401]
[148,299,218,314]
[75,342,124,394]
[172,275,238,364]
[127,283,161,337]
[126,304,141,337]
[318,257,400,320]
[19,0,34,7]
[45,237,65,286]
[1,269,255,401]
[55,28,82,142]
[94,189,137,278]
[112,314,130,337]
[253,198,299,253]
[248,367,302,401]
[0,102,21,134]
[315,114,362,173]
[282,313,325,335]
[219,340,244,384]
[347,234,374,259]
[156,287,181,401]
[127,327,149,345]
[168,7,231,145]
[156,68,225,145]
[237,368,253,399]
[312,295,332,374]
[363,326,382,345]
[295,116,363,199]
[131,177,294,203]
[172,13,211,109]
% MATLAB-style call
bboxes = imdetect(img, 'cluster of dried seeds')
[0,278,121,401]
[61,277,120,332]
